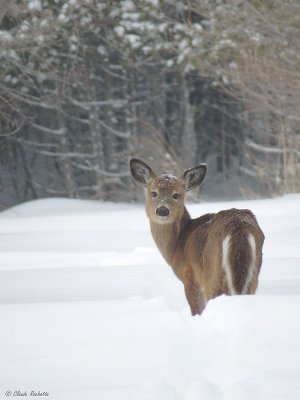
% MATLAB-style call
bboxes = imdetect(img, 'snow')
[0,194,300,399]
[114,26,125,37]
[0,31,13,43]
[28,0,42,11]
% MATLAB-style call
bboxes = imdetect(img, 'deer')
[130,158,265,316]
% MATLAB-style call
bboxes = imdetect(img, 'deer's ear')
[182,164,207,191]
[130,158,156,187]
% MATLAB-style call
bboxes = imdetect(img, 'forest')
[0,0,299,206]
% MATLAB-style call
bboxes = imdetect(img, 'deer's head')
[130,158,207,223]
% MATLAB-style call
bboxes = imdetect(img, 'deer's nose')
[156,206,170,217]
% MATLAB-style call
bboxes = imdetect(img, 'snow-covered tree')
[189,0,300,194]
[0,0,299,206]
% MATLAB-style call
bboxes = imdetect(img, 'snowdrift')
[0,195,299,400]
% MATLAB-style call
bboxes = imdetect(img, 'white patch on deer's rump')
[242,233,256,294]
[222,234,236,295]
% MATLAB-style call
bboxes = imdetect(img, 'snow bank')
[0,195,300,399]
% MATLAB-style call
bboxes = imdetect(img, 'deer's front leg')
[181,266,206,316]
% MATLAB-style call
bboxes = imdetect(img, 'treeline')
[0,0,299,206]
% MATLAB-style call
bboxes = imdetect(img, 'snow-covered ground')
[0,195,300,400]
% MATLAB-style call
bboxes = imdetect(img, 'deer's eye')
[151,191,158,198]
[172,193,180,200]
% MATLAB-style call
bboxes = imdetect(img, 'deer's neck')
[149,207,191,268]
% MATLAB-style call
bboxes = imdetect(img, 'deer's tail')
[222,230,256,295]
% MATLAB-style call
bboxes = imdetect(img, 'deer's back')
[208,208,265,249]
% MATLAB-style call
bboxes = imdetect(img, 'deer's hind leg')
[181,266,206,316]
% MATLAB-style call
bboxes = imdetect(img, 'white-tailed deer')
[130,158,265,316]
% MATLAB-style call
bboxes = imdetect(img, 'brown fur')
[130,159,265,316]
